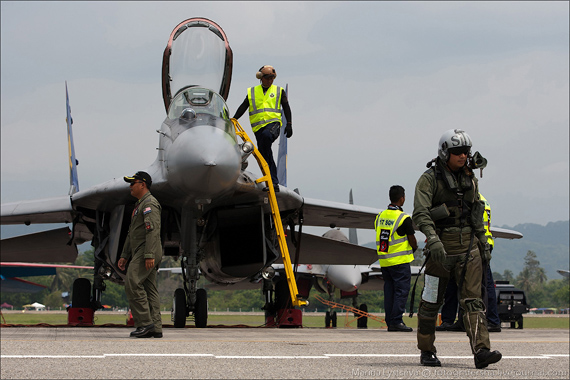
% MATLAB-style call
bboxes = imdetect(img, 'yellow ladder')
[231,119,307,307]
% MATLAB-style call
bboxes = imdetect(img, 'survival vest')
[428,158,477,230]
[375,208,414,267]
[247,85,283,132]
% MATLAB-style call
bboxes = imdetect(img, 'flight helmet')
[438,129,472,161]
[256,65,276,79]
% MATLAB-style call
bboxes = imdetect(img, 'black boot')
[475,349,502,369]
[420,351,441,367]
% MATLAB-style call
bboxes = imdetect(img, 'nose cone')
[326,265,362,292]
[167,126,241,197]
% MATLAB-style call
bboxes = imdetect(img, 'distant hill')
[492,221,569,280]
[362,221,569,280]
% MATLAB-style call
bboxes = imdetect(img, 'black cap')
[124,171,152,187]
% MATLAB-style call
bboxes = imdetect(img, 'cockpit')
[168,87,230,121]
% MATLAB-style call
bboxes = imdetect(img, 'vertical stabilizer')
[276,84,288,187]
[348,189,358,244]
[66,82,79,195]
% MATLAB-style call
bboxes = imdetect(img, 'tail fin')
[276,84,288,187]
[348,189,358,244]
[66,81,79,195]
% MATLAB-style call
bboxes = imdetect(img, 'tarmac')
[1,325,568,379]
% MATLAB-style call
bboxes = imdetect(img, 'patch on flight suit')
[145,221,152,231]
[379,229,390,252]
[144,207,152,215]
[422,274,440,303]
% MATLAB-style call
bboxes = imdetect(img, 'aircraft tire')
[194,288,208,328]
[517,316,523,329]
[331,311,337,328]
[72,278,92,308]
[358,304,368,329]
[325,311,331,328]
[173,288,187,328]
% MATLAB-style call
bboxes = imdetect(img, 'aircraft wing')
[301,197,380,229]
[301,198,524,241]
[276,232,378,265]
[0,227,78,263]
[1,196,74,225]
[0,262,93,293]
[490,226,523,240]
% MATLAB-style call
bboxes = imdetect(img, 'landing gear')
[195,288,208,328]
[172,288,187,328]
[72,278,92,308]
[357,304,368,328]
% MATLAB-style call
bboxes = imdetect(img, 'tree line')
[1,249,568,312]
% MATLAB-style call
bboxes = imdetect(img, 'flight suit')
[120,192,163,333]
[413,158,490,355]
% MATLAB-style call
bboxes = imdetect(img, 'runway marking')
[2,354,568,359]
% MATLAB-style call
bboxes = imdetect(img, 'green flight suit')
[413,157,490,355]
[121,191,163,332]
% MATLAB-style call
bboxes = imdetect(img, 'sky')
[1,1,568,245]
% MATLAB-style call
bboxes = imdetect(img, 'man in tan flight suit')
[118,171,163,338]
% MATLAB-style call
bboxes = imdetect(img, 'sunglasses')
[448,147,471,156]
[129,181,144,186]
[262,74,275,79]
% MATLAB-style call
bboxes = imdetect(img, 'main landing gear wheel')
[194,288,208,328]
[173,288,187,328]
[325,311,331,328]
[331,311,337,328]
[357,303,368,329]
[72,278,92,308]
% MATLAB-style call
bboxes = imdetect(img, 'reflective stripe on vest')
[374,209,414,267]
[480,193,494,247]
[248,85,283,132]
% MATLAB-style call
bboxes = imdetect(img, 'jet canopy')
[162,18,233,113]
[168,87,230,120]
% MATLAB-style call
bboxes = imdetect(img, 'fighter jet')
[0,17,523,329]
[0,18,381,328]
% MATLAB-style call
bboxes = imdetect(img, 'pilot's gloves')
[426,235,446,263]
[285,123,293,138]
[481,242,492,262]
[476,233,492,262]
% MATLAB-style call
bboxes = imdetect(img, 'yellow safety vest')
[480,193,494,247]
[375,209,414,267]
[247,85,283,132]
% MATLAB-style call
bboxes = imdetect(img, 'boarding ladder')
[231,119,307,308]
[315,295,386,328]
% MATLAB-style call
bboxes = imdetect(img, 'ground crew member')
[375,185,418,332]
[437,193,502,332]
[232,65,292,191]
[412,129,502,368]
[118,171,163,338]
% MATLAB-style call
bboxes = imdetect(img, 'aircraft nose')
[326,265,362,292]
[167,126,241,197]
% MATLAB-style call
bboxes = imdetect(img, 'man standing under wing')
[118,171,163,338]
[412,129,501,368]
[375,185,417,332]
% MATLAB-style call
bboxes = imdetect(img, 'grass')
[1,311,568,329]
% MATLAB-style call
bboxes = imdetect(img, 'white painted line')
[2,353,568,359]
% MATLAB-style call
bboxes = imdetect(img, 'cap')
[124,171,152,187]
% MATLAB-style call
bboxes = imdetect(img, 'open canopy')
[162,17,233,113]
